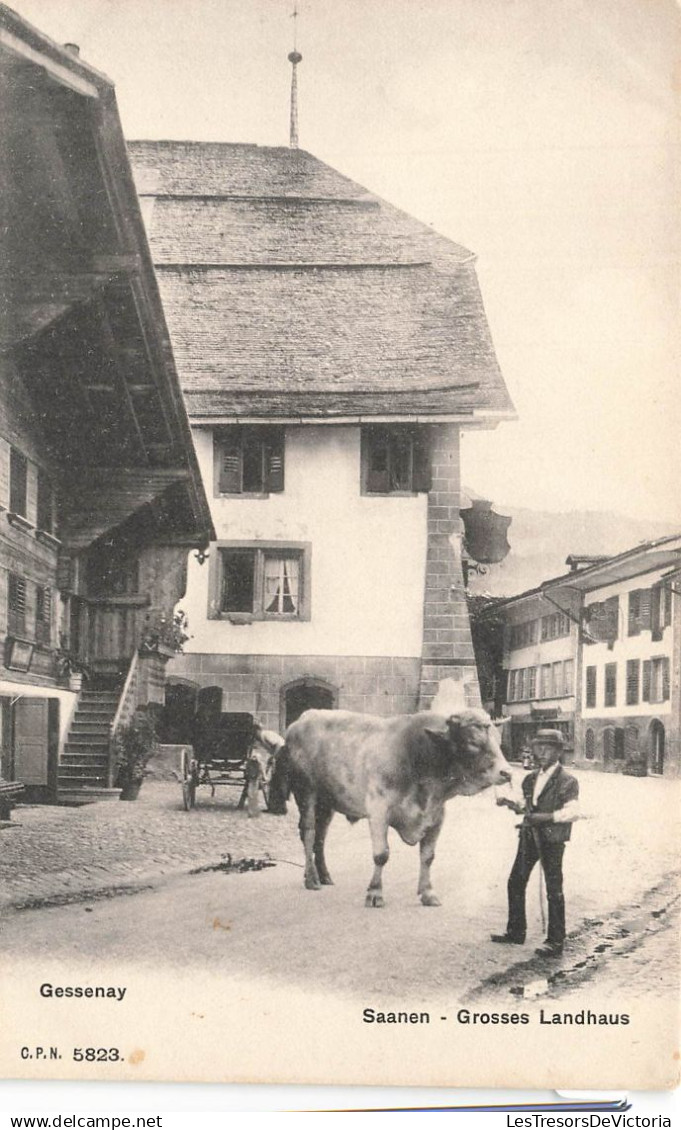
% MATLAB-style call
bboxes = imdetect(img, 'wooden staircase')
[58,688,121,804]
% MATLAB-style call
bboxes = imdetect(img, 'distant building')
[482,535,681,776]
[552,534,681,777]
[129,141,515,735]
[478,586,579,757]
[0,7,212,803]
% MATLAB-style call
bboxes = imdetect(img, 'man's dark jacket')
[521,764,579,843]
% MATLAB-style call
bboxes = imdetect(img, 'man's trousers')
[506,829,566,946]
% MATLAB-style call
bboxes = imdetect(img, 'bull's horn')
[494,716,512,726]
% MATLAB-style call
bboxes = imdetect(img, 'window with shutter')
[8,573,27,636]
[215,427,285,495]
[649,656,670,703]
[585,728,595,760]
[626,659,640,705]
[362,426,430,494]
[628,590,641,636]
[35,585,52,645]
[642,659,651,702]
[585,665,597,708]
[9,448,28,517]
[613,727,625,760]
[604,662,617,707]
[651,584,671,641]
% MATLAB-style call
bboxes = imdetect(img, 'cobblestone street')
[0,782,301,912]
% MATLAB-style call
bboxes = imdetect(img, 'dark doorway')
[649,720,665,776]
[284,680,336,729]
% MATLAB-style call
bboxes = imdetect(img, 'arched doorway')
[648,720,665,776]
[282,678,337,730]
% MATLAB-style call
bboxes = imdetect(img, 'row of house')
[0,4,516,803]
[474,535,681,777]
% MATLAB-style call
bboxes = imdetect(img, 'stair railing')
[108,649,140,788]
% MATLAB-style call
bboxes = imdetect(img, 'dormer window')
[361,426,431,494]
[214,427,285,496]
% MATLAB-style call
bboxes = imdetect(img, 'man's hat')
[532,729,565,747]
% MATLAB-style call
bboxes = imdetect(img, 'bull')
[268,707,512,907]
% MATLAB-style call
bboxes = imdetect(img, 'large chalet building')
[128,141,515,736]
[0,7,212,804]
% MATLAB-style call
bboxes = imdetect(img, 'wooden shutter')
[363,427,390,493]
[628,590,641,636]
[412,428,432,492]
[265,428,285,492]
[662,657,670,701]
[35,586,52,645]
[217,428,242,493]
[664,586,672,627]
[639,588,652,631]
[8,574,26,635]
[642,659,651,702]
[625,659,640,705]
[651,586,662,641]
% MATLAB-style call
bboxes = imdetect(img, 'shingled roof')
[128,141,514,424]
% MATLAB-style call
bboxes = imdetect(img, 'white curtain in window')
[264,556,299,614]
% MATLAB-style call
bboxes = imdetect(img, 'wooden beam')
[94,296,149,465]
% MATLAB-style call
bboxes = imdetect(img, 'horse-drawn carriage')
[180,711,278,816]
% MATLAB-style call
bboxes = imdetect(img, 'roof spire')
[288,7,302,148]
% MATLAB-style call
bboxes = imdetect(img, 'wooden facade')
[0,6,212,803]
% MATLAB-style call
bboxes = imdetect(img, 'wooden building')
[129,140,514,735]
[0,6,212,802]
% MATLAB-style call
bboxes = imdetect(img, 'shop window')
[361,426,431,494]
[214,427,285,495]
[210,543,311,622]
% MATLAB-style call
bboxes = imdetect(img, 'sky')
[12,0,681,524]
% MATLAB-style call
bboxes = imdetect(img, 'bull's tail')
[267,744,291,815]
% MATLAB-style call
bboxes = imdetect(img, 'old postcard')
[0,0,679,1094]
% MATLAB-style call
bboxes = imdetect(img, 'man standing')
[491,730,579,958]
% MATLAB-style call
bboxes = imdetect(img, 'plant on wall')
[139,608,191,655]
